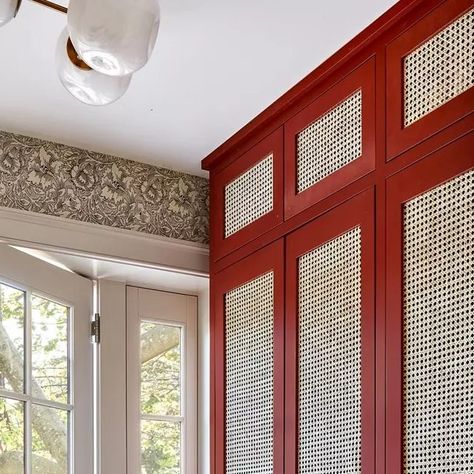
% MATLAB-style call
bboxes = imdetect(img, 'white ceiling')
[0,0,396,176]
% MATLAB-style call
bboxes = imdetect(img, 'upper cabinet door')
[386,132,473,473]
[211,128,284,260]
[386,0,474,160]
[285,190,375,474]
[284,58,376,219]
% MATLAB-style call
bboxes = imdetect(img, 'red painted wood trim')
[285,58,376,218]
[385,132,474,474]
[210,112,473,272]
[213,240,285,474]
[374,42,388,474]
[212,177,375,274]
[202,0,441,172]
[285,190,375,474]
[386,0,474,159]
[211,128,284,261]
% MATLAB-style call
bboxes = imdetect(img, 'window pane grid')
[0,281,72,474]
[140,320,184,474]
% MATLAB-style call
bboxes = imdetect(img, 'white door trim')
[0,244,94,474]
[0,207,209,276]
[127,286,198,474]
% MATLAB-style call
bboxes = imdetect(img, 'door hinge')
[91,313,100,344]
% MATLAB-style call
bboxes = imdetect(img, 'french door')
[0,243,93,474]
[127,286,198,474]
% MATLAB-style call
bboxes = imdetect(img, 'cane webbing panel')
[403,170,474,472]
[298,227,362,473]
[297,90,362,193]
[225,272,274,474]
[404,8,474,127]
[224,155,273,237]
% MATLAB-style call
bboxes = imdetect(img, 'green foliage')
[1,286,184,473]
[0,398,23,457]
[140,323,182,473]
[142,420,180,474]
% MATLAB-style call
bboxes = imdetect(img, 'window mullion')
[25,289,32,474]
[140,414,184,423]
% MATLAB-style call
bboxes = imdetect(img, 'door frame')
[0,244,94,474]
[0,208,210,474]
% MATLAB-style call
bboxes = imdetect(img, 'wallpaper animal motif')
[0,131,209,244]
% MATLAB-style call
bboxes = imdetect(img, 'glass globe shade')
[56,28,132,106]
[0,0,21,27]
[67,0,160,77]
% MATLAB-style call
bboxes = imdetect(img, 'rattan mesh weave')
[298,227,362,473]
[225,272,274,474]
[404,8,474,126]
[297,90,362,193]
[224,155,273,237]
[403,170,474,472]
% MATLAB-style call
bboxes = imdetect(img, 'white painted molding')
[0,207,209,275]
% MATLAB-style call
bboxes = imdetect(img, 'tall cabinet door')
[213,240,285,474]
[386,133,473,473]
[285,190,375,474]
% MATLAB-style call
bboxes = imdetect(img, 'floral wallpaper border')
[0,131,209,244]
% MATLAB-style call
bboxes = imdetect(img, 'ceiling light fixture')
[0,0,160,105]
[0,0,21,26]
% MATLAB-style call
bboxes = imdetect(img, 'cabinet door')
[386,132,473,473]
[285,190,375,474]
[211,128,284,260]
[386,0,474,159]
[284,59,375,218]
[212,240,284,474]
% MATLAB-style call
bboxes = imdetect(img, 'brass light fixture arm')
[26,0,91,70]
[29,0,67,14]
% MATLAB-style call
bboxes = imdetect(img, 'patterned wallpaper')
[0,131,209,244]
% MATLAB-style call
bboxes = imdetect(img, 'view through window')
[140,321,183,474]
[0,281,71,473]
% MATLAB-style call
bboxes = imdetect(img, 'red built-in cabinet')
[202,1,474,474]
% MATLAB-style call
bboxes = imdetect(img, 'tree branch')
[0,450,64,474]
[0,322,67,466]
[141,326,180,364]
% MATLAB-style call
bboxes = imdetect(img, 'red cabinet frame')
[211,128,284,261]
[212,240,285,474]
[285,189,376,474]
[385,131,474,473]
[284,58,376,218]
[386,0,474,160]
[204,1,473,473]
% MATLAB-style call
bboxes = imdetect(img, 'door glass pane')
[0,283,25,393]
[140,322,181,416]
[31,296,69,403]
[0,397,24,471]
[141,420,181,474]
[31,404,68,473]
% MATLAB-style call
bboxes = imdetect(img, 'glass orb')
[0,0,21,27]
[67,0,160,77]
[56,28,132,106]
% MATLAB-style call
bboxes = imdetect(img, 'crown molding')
[0,207,209,276]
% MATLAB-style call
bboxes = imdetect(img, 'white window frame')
[0,244,94,474]
[0,208,209,474]
[126,286,198,474]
